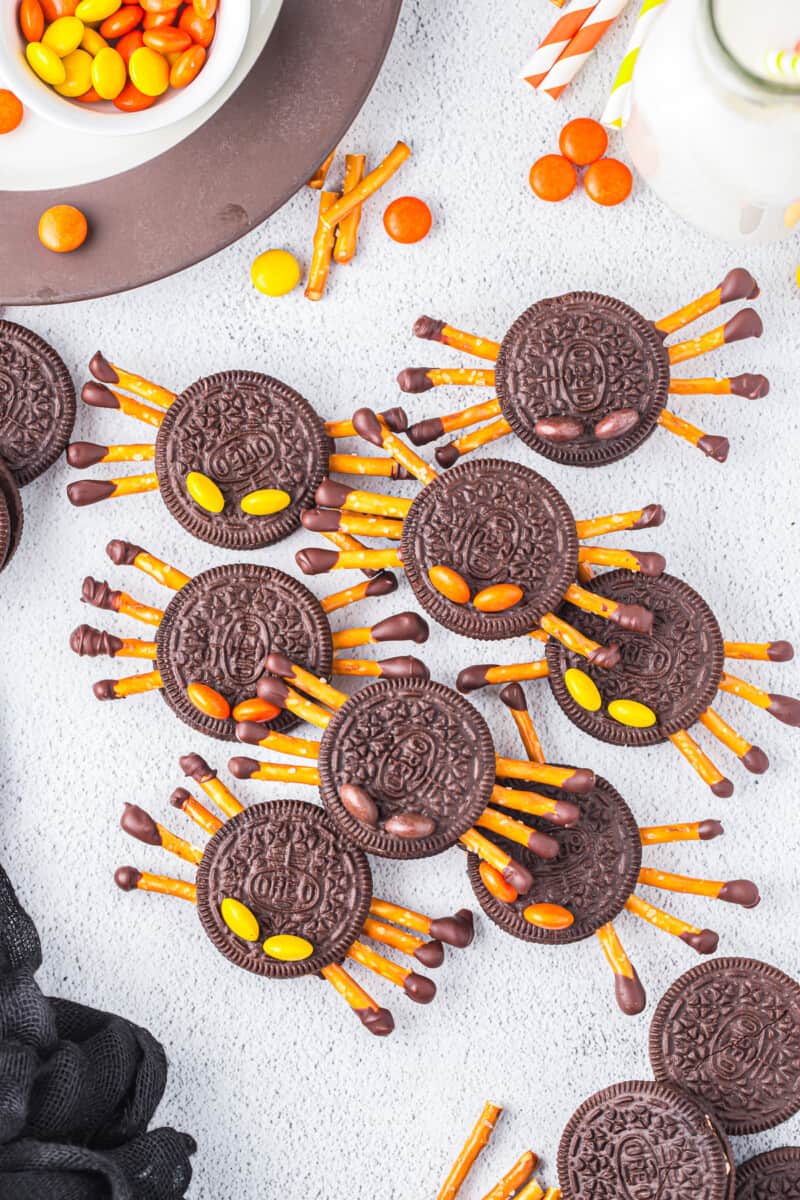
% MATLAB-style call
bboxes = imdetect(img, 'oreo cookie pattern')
[467,775,640,944]
[318,679,496,858]
[196,800,371,980]
[0,319,76,485]
[649,957,800,1135]
[557,1080,733,1200]
[0,459,23,574]
[737,1149,800,1199]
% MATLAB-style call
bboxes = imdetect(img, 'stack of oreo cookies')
[0,320,76,574]
[558,957,800,1198]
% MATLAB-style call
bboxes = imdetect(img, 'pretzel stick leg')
[437,1101,504,1200]
[718,672,800,725]
[638,867,760,908]
[667,308,762,363]
[408,398,502,446]
[93,669,163,701]
[296,547,404,575]
[491,784,579,827]
[264,653,348,709]
[669,729,733,797]
[70,626,157,660]
[499,683,545,764]
[114,866,197,903]
[495,758,594,794]
[68,442,156,467]
[170,787,223,837]
[724,640,793,661]
[654,269,759,335]
[105,540,190,590]
[234,725,321,759]
[624,894,718,954]
[577,546,666,575]
[320,963,394,1036]
[639,820,723,845]
[321,572,398,614]
[575,504,665,539]
[81,381,165,428]
[315,478,413,519]
[563,584,653,635]
[413,315,501,361]
[347,940,436,1003]
[303,507,405,540]
[328,453,409,480]
[362,917,445,968]
[478,805,559,860]
[121,803,203,865]
[80,577,164,627]
[332,656,430,680]
[658,410,729,462]
[457,660,549,694]
[397,367,496,393]
[256,677,334,730]
[540,612,621,667]
[595,922,646,1015]
[369,900,474,947]
[179,754,245,819]
[228,758,321,785]
[698,707,769,773]
[436,417,513,468]
[89,352,176,407]
[459,828,534,896]
[67,473,160,507]
[669,374,769,398]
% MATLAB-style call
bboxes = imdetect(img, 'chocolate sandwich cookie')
[400,270,767,469]
[0,458,23,574]
[649,957,800,1135]
[546,571,724,746]
[318,678,497,859]
[0,319,76,486]
[557,1079,735,1200]
[736,1148,800,1199]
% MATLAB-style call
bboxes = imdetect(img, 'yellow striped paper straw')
[601,0,669,129]
[763,50,800,82]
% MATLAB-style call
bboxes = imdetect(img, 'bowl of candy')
[0,1,250,136]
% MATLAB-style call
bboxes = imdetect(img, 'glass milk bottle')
[624,0,800,243]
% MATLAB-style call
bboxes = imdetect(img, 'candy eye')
[186,471,225,514]
[262,935,314,962]
[564,667,602,712]
[607,699,657,728]
[220,897,260,942]
[240,488,291,515]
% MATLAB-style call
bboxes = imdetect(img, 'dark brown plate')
[546,571,724,745]
[0,0,403,305]
[156,563,332,741]
[318,678,496,859]
[196,799,372,979]
[401,458,578,641]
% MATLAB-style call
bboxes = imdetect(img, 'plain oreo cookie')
[736,1148,800,1199]
[196,800,372,979]
[466,775,640,944]
[495,292,670,468]
[546,571,724,745]
[317,678,496,859]
[649,957,800,1135]
[400,458,578,640]
[0,459,23,574]
[0,319,76,486]
[156,563,332,741]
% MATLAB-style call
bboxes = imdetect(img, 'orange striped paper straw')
[519,0,598,89]
[540,0,632,99]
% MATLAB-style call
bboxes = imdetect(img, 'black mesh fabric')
[0,864,195,1200]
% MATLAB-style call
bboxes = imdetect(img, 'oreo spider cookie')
[400,458,579,640]
[156,562,332,741]
[0,458,23,574]
[195,799,372,980]
[649,957,800,1135]
[737,1149,800,1199]
[557,1079,735,1200]
[495,292,670,468]
[153,370,331,549]
[467,775,641,945]
[317,678,496,859]
[546,571,724,745]
[0,319,76,486]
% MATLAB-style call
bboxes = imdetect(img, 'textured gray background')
[2,1,799,1195]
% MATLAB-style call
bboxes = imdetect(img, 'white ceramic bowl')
[0,2,251,136]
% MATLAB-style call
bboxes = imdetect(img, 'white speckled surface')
[2,1,800,1195]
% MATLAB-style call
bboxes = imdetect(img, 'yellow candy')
[81,27,108,56]
[608,698,657,728]
[220,898,260,943]
[42,17,85,57]
[75,0,121,21]
[129,45,169,97]
[26,42,67,86]
[564,667,602,712]
[91,46,126,99]
[240,488,291,515]
[54,48,93,97]
[251,249,301,297]
[186,471,224,514]
[262,934,314,962]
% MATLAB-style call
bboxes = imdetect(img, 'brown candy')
[594,408,640,440]
[339,783,379,828]
[383,811,438,838]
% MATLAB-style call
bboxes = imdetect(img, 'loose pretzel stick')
[321,572,398,614]
[499,683,546,764]
[397,367,496,393]
[256,677,334,729]
[305,190,339,302]
[328,454,408,480]
[321,141,411,230]
[478,806,559,859]
[625,894,718,954]
[699,707,768,773]
[495,758,594,794]
[668,729,733,796]
[68,473,160,507]
[459,829,534,895]
[106,540,191,590]
[303,508,405,540]
[334,153,366,263]
[94,669,163,700]
[595,922,646,1015]
[121,803,203,865]
[170,787,223,837]
[320,962,394,1037]
[308,146,336,189]
[575,504,665,539]
[70,626,157,660]
[540,612,618,664]
[563,584,653,635]
[724,640,794,662]
[481,1151,537,1200]
[180,754,245,819]
[639,820,723,845]
[81,381,164,428]
[68,442,156,467]
[654,269,759,335]
[491,784,579,827]
[114,867,197,903]
[265,652,348,710]
[81,577,164,627]
[718,672,800,725]
[436,417,513,468]
[658,410,729,462]
[515,1184,544,1200]
[315,478,413,519]
[408,398,502,446]
[668,309,762,363]
[669,374,769,398]
[353,408,438,486]
[234,724,320,759]
[638,868,759,907]
[437,1102,504,1200]
[89,352,176,408]
[412,315,501,361]
[577,546,666,575]
[228,758,321,785]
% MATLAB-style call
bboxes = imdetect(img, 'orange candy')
[100,5,143,38]
[231,697,281,724]
[142,9,177,27]
[529,154,577,202]
[192,0,216,15]
[584,158,633,207]
[38,204,88,253]
[169,43,205,87]
[75,85,102,102]
[473,584,523,613]
[113,79,155,110]
[116,29,144,62]
[178,7,214,46]
[0,90,24,135]
[428,564,471,605]
[143,25,191,53]
[19,0,45,42]
[479,861,518,903]
[187,682,231,720]
[524,902,575,930]
[559,117,608,166]
[140,0,176,11]
[383,195,433,244]
[41,0,77,18]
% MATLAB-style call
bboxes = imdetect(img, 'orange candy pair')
[529,117,632,207]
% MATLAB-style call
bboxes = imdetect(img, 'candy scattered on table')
[583,155,632,205]
[437,1102,558,1199]
[383,195,432,243]
[531,117,631,205]
[18,0,216,109]
[559,115,608,164]
[529,152,577,201]
[38,203,88,252]
[0,88,24,133]
[250,249,301,296]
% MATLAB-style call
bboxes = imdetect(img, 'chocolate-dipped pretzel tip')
[227,756,262,780]
[718,879,761,907]
[179,752,215,783]
[67,480,118,507]
[114,865,141,891]
[371,655,430,679]
[352,407,385,447]
[295,548,341,575]
[429,909,475,948]
[89,351,118,383]
[370,612,429,643]
[70,624,123,657]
